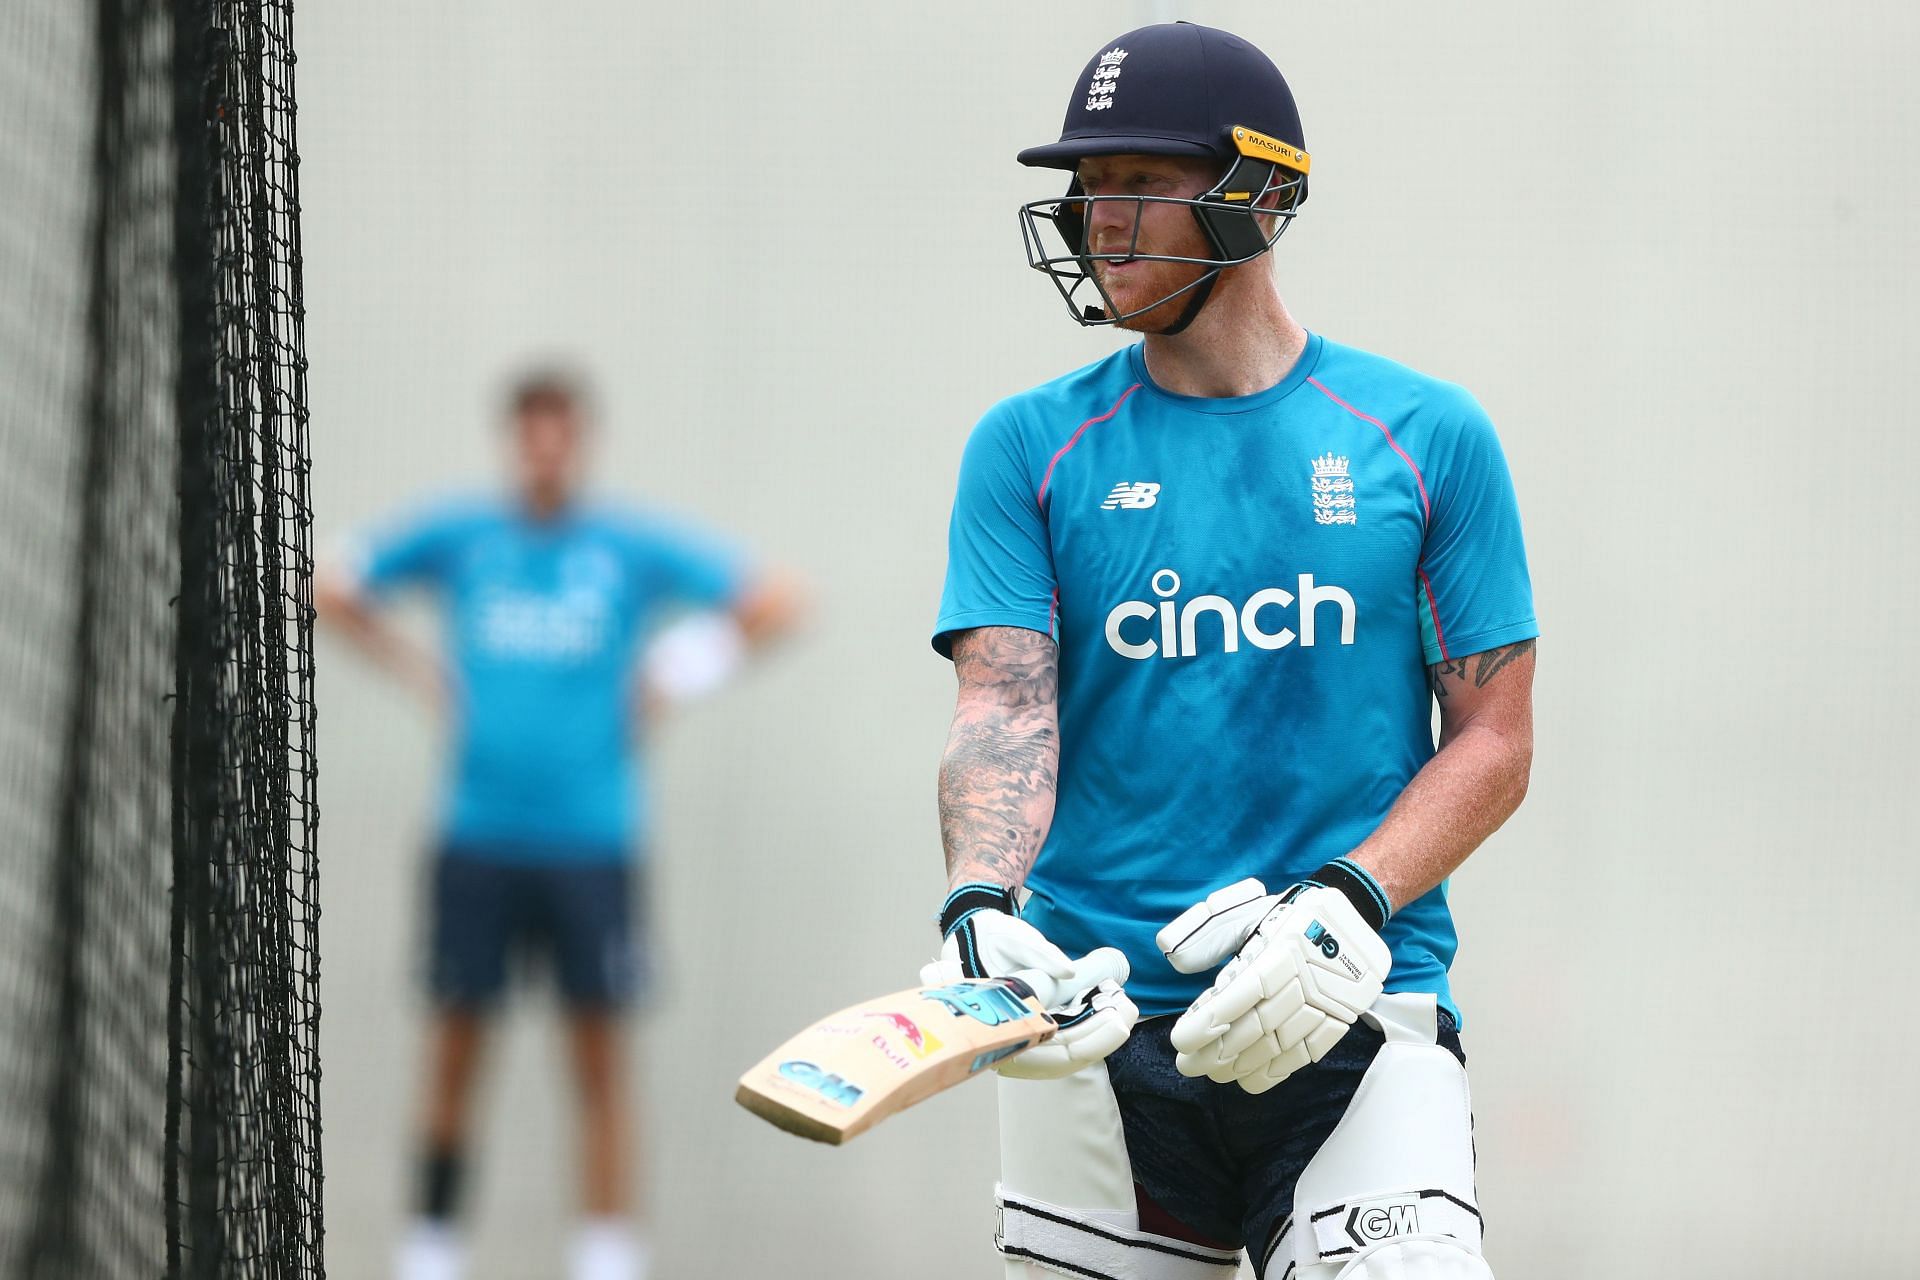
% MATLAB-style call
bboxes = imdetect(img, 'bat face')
[735,977,1056,1145]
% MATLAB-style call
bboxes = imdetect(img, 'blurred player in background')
[317,369,802,1280]
[927,23,1536,1279]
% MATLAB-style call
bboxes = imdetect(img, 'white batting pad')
[998,1066,1135,1219]
[996,1069,1240,1280]
[1265,994,1484,1279]
[999,1192,1241,1280]
[1332,1236,1494,1280]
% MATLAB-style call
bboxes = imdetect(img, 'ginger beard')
[1088,201,1216,334]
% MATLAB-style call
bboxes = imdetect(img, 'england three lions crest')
[1085,47,1127,112]
[1311,453,1357,525]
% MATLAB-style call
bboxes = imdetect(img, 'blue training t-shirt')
[352,497,742,861]
[933,334,1536,1021]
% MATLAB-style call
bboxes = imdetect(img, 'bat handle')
[1009,946,1131,1011]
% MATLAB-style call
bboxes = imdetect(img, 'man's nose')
[1084,191,1139,241]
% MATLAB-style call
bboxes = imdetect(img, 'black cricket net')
[0,0,322,1276]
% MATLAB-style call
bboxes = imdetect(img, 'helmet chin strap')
[1150,269,1222,336]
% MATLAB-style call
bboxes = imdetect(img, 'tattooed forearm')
[1428,657,1468,700]
[1364,636,1535,906]
[1429,638,1535,700]
[939,627,1060,889]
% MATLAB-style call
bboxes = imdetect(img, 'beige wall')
[299,3,1920,1276]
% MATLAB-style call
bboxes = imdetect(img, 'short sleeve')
[625,520,743,611]
[351,504,473,598]
[1416,396,1538,665]
[932,405,1057,658]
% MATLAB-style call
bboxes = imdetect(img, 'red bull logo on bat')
[864,1012,944,1059]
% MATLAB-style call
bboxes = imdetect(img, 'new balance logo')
[1101,481,1160,510]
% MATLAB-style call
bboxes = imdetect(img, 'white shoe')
[397,1220,464,1280]
[569,1220,648,1280]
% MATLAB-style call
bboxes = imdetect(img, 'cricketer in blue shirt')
[930,23,1537,1278]
[935,333,1537,1024]
[353,496,743,858]
[322,370,799,1280]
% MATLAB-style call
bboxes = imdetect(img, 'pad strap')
[998,1191,1240,1280]
[1306,1189,1482,1264]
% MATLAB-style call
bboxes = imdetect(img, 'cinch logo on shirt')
[477,588,611,660]
[1101,481,1160,510]
[1103,569,1357,660]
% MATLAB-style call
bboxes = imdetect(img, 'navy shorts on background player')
[428,852,645,1010]
[1108,1014,1466,1260]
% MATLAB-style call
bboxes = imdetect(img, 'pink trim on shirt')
[1037,383,1143,510]
[1419,569,1450,662]
[1306,376,1431,526]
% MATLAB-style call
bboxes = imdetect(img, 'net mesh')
[172,1,322,1273]
[0,0,320,1275]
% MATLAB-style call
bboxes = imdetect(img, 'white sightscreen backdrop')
[298,3,1920,1277]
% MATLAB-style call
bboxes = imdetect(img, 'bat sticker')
[919,982,1033,1027]
[775,1059,865,1107]
[969,1041,1034,1074]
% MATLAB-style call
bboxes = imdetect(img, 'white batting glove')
[1157,863,1393,1094]
[919,884,1138,1080]
[932,882,1077,984]
[996,972,1137,1080]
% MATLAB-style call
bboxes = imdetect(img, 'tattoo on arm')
[1428,638,1536,700]
[1428,657,1468,700]
[939,628,1060,890]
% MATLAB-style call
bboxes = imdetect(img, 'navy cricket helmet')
[1016,22,1311,333]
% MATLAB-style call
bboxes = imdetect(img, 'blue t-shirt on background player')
[934,333,1537,1022]
[353,497,742,862]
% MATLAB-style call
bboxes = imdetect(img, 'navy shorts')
[427,850,646,1011]
[1106,1011,1465,1264]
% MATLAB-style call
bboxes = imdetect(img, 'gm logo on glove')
[1305,920,1362,979]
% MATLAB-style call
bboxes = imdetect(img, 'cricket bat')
[735,948,1129,1145]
